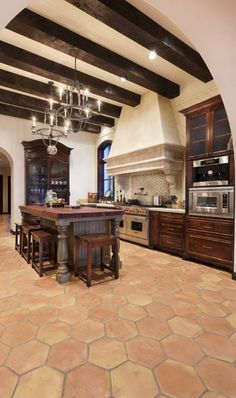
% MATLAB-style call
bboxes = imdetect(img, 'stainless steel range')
[119,206,149,246]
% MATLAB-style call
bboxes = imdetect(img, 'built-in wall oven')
[189,186,234,218]
[192,156,229,186]
[119,209,149,246]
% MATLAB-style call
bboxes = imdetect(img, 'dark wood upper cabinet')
[22,140,72,205]
[181,95,232,160]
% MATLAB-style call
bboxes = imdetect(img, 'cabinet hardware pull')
[202,245,213,250]
[202,226,213,229]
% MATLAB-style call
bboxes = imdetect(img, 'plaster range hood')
[106,92,185,188]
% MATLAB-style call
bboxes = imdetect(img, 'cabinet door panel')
[187,217,234,237]
[28,159,47,204]
[188,114,207,158]
[212,107,231,153]
[159,234,183,251]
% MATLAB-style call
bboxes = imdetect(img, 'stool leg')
[32,236,35,268]
[39,238,43,277]
[27,232,31,264]
[87,243,92,288]
[112,241,119,279]
[15,225,18,251]
[100,247,104,271]
[20,230,24,257]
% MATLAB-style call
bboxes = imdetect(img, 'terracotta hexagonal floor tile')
[102,293,127,307]
[6,340,49,374]
[77,293,102,307]
[197,314,234,336]
[1,321,37,347]
[111,361,158,398]
[59,305,88,324]
[196,333,236,362]
[48,293,76,307]
[88,304,117,321]
[199,290,224,303]
[71,319,104,343]
[0,307,28,326]
[127,293,153,306]
[0,367,18,398]
[162,334,204,365]
[198,302,228,317]
[89,337,127,369]
[118,303,146,321]
[226,313,236,328]
[28,306,59,324]
[172,301,202,319]
[155,359,205,398]
[105,318,138,341]
[126,336,166,368]
[201,392,226,398]
[231,332,236,345]
[196,357,236,398]
[168,316,202,338]
[47,338,87,371]
[14,366,64,398]
[137,316,171,340]
[64,363,110,398]
[146,301,174,320]
[0,342,11,365]
[37,321,71,345]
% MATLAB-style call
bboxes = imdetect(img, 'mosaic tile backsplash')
[115,172,170,205]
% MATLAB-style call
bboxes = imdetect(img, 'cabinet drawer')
[187,233,233,262]
[159,212,185,224]
[159,234,184,251]
[187,217,234,237]
[160,222,184,236]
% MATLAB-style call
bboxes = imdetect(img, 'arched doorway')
[0,148,13,233]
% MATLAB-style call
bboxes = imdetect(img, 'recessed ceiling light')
[120,77,126,81]
[148,50,157,60]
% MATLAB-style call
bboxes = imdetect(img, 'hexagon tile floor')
[0,216,236,398]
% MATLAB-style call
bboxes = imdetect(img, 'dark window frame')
[97,140,114,200]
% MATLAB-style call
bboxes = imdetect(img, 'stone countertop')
[19,205,124,220]
[148,207,185,213]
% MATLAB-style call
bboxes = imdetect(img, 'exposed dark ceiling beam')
[0,103,101,134]
[0,41,140,107]
[7,9,180,99]
[0,69,121,118]
[0,88,115,127]
[66,0,212,83]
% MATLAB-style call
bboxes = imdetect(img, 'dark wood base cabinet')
[149,211,185,256]
[185,215,234,271]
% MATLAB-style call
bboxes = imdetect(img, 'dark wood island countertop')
[19,205,124,220]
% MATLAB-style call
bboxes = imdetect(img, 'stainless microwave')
[189,186,234,218]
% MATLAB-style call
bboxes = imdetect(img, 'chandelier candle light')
[31,57,102,155]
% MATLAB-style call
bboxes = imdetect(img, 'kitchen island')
[19,205,124,284]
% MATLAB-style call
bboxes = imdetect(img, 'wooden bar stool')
[31,230,57,277]
[74,233,119,287]
[20,224,41,263]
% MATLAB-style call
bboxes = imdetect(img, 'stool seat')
[74,233,119,287]
[31,229,57,277]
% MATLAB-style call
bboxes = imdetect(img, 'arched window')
[97,140,114,200]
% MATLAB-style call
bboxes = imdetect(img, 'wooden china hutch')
[22,140,72,205]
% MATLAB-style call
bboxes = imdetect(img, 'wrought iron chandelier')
[57,57,101,133]
[31,57,101,155]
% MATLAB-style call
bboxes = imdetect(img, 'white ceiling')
[0,0,201,106]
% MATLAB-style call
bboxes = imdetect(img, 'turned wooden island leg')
[56,223,71,284]
[110,219,122,269]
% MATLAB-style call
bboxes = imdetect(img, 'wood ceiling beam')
[0,41,140,107]
[0,103,101,134]
[66,0,212,83]
[7,9,180,99]
[0,69,122,118]
[0,88,114,127]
